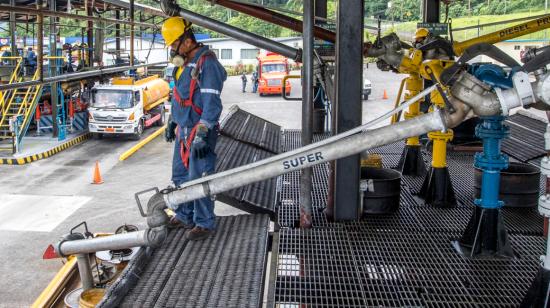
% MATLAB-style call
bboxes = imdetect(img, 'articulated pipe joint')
[450,71,503,117]
[145,226,168,248]
[147,193,170,229]
[533,70,550,109]
[161,0,182,16]
[54,232,87,258]
[366,33,405,69]
[444,96,473,128]
[495,71,536,114]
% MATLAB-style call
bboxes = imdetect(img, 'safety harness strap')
[173,51,216,117]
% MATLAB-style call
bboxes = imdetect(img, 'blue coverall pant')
[172,125,218,230]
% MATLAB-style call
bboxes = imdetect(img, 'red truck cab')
[257,52,291,96]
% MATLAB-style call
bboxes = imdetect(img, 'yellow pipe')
[403,74,423,146]
[119,126,166,161]
[454,14,550,55]
[31,256,78,308]
[391,77,407,124]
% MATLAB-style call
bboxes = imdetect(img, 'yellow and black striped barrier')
[0,133,90,165]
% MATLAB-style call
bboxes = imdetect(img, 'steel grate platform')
[101,214,270,308]
[274,120,547,307]
[220,105,282,154]
[277,129,546,234]
[216,135,277,217]
[213,106,286,217]
[273,225,544,307]
[502,113,547,162]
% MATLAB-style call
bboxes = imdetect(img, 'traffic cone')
[92,161,104,184]
[35,106,41,121]
[382,89,389,100]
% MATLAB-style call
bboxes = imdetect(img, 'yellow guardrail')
[0,56,23,110]
[31,256,77,308]
[119,126,166,161]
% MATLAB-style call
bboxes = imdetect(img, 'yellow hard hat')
[161,17,193,47]
[414,28,430,40]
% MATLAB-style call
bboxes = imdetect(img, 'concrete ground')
[0,66,400,307]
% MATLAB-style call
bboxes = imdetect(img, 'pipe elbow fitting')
[145,226,167,248]
[450,71,502,117]
[444,96,472,128]
[147,193,169,228]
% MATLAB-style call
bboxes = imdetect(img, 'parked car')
[363,78,372,100]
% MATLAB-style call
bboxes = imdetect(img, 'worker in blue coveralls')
[161,17,227,241]
[26,47,37,76]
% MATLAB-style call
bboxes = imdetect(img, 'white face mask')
[171,55,185,67]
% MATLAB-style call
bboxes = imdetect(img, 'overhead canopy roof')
[0,0,165,22]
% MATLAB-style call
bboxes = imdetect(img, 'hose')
[160,83,439,198]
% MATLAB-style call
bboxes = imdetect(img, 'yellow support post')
[429,130,453,168]
[396,73,427,176]
[403,74,423,146]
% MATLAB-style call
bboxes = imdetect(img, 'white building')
[201,37,303,66]
[101,36,303,67]
[103,37,169,65]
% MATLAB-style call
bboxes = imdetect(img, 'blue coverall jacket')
[171,45,227,230]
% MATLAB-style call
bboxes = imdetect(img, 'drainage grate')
[110,215,269,308]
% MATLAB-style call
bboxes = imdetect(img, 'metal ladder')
[0,68,43,154]
[0,56,23,114]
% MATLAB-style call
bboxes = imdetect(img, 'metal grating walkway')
[216,135,277,217]
[101,214,270,308]
[220,105,282,154]
[274,123,547,307]
[213,107,283,217]
[502,113,547,162]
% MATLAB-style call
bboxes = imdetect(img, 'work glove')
[165,115,177,143]
[192,123,210,159]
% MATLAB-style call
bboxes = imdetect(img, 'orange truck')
[257,51,291,96]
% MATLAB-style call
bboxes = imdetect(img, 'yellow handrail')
[0,67,41,134]
[17,70,42,137]
[0,57,23,110]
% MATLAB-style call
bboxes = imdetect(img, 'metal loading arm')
[159,110,447,210]
[453,14,550,55]
[440,43,520,86]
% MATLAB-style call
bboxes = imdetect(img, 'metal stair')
[0,68,43,154]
